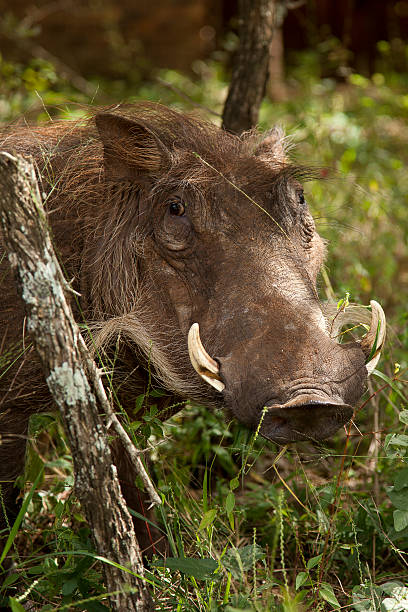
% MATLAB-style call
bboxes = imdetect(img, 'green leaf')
[382,597,408,611]
[149,388,167,398]
[226,491,235,514]
[319,583,340,608]
[0,572,19,590]
[45,458,72,470]
[381,581,406,596]
[147,405,158,416]
[129,421,142,431]
[197,509,217,532]
[295,571,308,590]
[394,469,408,491]
[352,583,382,611]
[9,598,26,612]
[393,509,408,532]
[229,477,239,491]
[399,410,408,425]
[393,435,408,447]
[306,553,323,569]
[27,565,45,575]
[222,544,265,580]
[62,577,78,596]
[373,370,407,403]
[25,448,45,484]
[134,394,145,414]
[386,434,408,448]
[380,583,408,611]
[389,488,408,511]
[151,557,217,580]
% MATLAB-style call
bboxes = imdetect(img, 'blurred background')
[1,0,407,93]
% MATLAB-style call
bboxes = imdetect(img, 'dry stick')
[0,152,153,612]
[78,341,162,507]
[104,403,162,509]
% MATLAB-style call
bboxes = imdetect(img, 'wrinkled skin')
[0,104,371,553]
[139,160,367,444]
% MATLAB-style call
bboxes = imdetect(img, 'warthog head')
[49,104,385,443]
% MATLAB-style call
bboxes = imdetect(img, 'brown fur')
[0,103,368,551]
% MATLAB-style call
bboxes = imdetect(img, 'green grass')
[1,46,408,610]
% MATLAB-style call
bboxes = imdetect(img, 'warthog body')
[0,103,383,549]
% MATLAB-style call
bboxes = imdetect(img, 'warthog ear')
[254,126,287,165]
[95,112,169,180]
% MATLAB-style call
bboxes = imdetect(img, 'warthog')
[0,103,385,550]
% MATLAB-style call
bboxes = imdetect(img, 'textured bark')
[0,152,153,611]
[222,0,277,134]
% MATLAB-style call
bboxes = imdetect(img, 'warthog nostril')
[260,394,354,444]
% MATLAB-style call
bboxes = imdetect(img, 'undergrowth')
[1,40,408,611]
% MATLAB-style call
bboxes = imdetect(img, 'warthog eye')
[298,190,306,207]
[169,200,186,216]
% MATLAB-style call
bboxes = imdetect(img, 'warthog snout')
[188,299,386,444]
[261,395,354,444]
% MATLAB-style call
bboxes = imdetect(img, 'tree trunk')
[0,152,153,612]
[222,0,277,134]
[267,26,288,101]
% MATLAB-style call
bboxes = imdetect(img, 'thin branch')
[105,404,162,509]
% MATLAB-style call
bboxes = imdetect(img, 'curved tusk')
[360,300,386,376]
[188,323,225,392]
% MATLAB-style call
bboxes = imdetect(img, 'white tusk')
[188,323,225,392]
[360,300,386,376]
